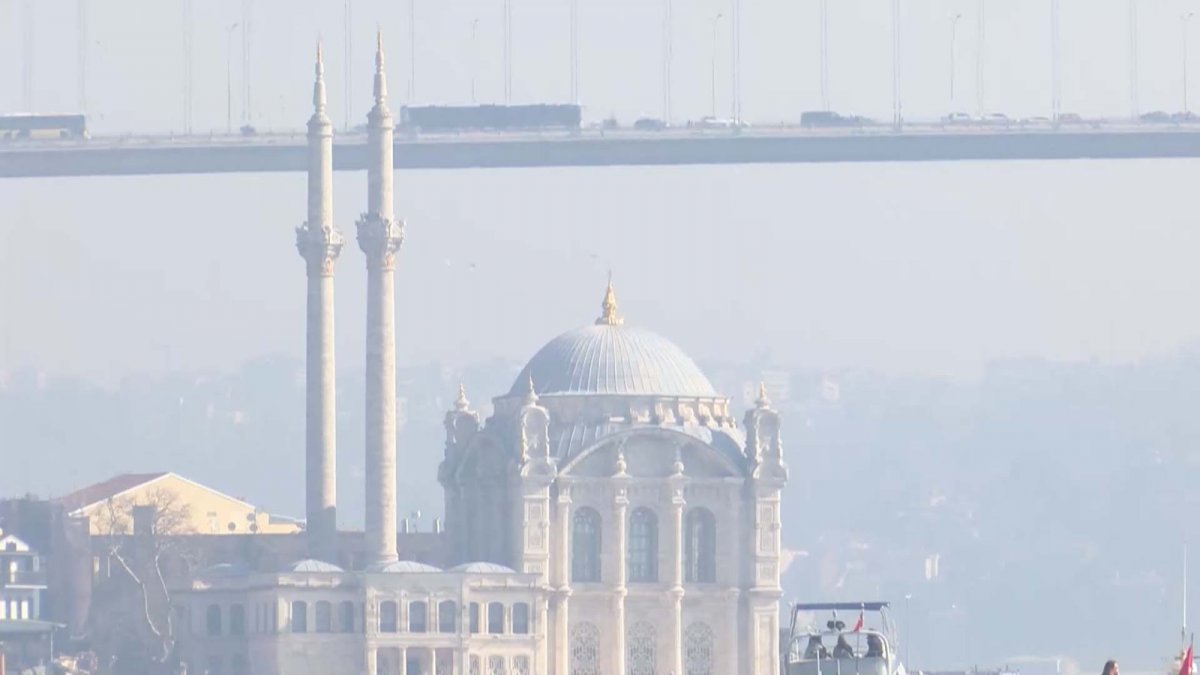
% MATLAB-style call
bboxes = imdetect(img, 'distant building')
[0,529,46,621]
[57,472,301,537]
[0,528,58,671]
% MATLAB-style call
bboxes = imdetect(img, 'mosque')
[175,35,788,675]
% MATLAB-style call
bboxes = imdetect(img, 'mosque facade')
[175,36,787,675]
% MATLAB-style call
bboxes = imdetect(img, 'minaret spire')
[296,38,343,564]
[373,29,388,106]
[312,42,327,115]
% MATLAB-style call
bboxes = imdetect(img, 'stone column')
[668,463,686,675]
[613,460,629,675]
[358,32,404,567]
[555,489,572,675]
[296,43,344,564]
[367,646,378,675]
[398,647,407,675]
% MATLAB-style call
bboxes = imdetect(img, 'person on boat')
[866,634,886,658]
[833,635,856,658]
[1102,660,1119,675]
[805,636,830,660]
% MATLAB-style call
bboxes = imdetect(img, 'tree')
[89,489,198,675]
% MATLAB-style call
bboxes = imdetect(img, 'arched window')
[627,507,658,583]
[229,604,245,636]
[570,622,600,675]
[438,600,458,633]
[409,601,428,633]
[379,601,398,633]
[487,601,504,634]
[290,601,307,633]
[627,620,657,675]
[315,601,332,633]
[685,622,715,675]
[338,601,355,633]
[571,507,602,583]
[205,604,222,636]
[469,602,481,634]
[512,602,530,634]
[684,507,717,583]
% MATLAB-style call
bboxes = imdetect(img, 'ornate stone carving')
[295,222,345,277]
[570,622,601,675]
[685,622,715,675]
[627,620,657,675]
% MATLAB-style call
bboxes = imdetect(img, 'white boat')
[783,602,904,675]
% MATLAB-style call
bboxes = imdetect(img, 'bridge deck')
[2,128,1200,178]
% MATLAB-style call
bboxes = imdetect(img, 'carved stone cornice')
[355,214,405,270]
[295,222,345,277]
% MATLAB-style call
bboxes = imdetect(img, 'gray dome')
[284,559,344,573]
[374,560,442,573]
[511,323,718,398]
[449,562,517,574]
[511,284,716,397]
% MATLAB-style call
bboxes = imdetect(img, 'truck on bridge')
[0,114,89,140]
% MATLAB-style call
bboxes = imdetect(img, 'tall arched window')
[627,507,658,583]
[229,604,245,636]
[314,601,332,633]
[571,507,602,583]
[206,604,222,636]
[684,507,717,583]
[512,602,530,634]
[379,601,398,633]
[290,601,307,633]
[487,602,505,634]
[434,600,456,633]
[338,601,356,633]
[409,601,428,633]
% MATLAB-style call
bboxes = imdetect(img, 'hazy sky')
[1,0,1199,131]
[3,158,1200,383]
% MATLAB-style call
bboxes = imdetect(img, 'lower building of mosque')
[174,37,788,675]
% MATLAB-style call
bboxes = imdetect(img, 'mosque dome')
[509,283,718,399]
[448,562,517,574]
[374,560,442,573]
[284,559,344,573]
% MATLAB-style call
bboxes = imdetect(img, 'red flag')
[852,611,864,632]
[1180,645,1193,675]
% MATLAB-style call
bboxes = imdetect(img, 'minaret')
[357,31,404,566]
[295,43,344,564]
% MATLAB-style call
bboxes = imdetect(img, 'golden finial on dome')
[595,273,624,326]
[454,383,470,411]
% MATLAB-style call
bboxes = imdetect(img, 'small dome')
[510,283,717,398]
[374,560,442,573]
[200,563,249,578]
[449,562,517,574]
[284,559,344,573]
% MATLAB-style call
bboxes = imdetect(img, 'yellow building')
[58,472,301,537]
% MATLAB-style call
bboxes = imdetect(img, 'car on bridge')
[942,112,972,126]
[633,118,668,131]
[800,111,868,129]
